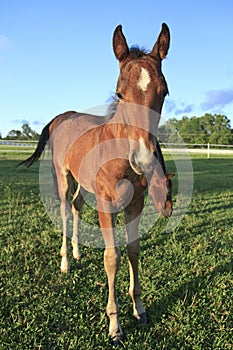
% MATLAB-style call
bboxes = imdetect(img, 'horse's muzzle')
[160,202,173,218]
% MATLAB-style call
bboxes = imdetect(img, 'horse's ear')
[166,173,175,180]
[113,25,129,62]
[150,23,170,60]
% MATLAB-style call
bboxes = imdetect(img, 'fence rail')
[161,142,233,158]
[0,140,233,158]
[0,140,37,147]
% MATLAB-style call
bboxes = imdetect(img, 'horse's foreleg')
[98,211,123,345]
[125,196,148,324]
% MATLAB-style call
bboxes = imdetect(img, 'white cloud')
[164,99,195,116]
[201,88,233,110]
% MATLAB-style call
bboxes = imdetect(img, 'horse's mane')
[106,97,118,118]
[128,46,148,59]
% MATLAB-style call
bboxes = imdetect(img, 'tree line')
[1,123,40,140]
[158,113,233,145]
[1,113,233,145]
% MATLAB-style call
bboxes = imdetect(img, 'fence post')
[207,143,210,158]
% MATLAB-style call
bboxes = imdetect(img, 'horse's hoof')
[73,251,82,261]
[60,258,69,273]
[72,242,82,260]
[111,339,124,348]
[137,312,149,325]
[111,335,124,347]
[60,268,69,273]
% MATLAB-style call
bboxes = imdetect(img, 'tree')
[6,129,23,139]
[160,114,233,145]
[199,114,233,144]
[6,123,39,140]
[178,116,206,144]
[21,123,39,139]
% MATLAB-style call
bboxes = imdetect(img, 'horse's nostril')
[162,207,173,218]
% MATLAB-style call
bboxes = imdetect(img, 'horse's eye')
[162,90,168,99]
[116,92,124,100]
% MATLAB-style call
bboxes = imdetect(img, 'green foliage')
[5,123,39,140]
[0,153,233,349]
[159,113,233,145]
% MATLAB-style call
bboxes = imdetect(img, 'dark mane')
[129,46,148,59]
[106,97,119,118]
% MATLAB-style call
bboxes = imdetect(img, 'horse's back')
[49,111,77,135]
[50,112,110,170]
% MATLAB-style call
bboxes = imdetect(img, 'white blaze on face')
[137,67,151,92]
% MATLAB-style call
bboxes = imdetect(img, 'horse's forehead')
[121,59,160,86]
[125,55,158,71]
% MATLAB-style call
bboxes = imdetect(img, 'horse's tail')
[17,122,50,168]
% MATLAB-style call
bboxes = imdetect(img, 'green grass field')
[0,151,232,349]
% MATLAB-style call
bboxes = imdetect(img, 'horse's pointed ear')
[150,23,170,60]
[166,173,175,180]
[113,25,129,62]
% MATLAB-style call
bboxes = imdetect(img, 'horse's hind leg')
[58,170,73,273]
[51,162,60,202]
[71,184,85,260]
[124,195,148,324]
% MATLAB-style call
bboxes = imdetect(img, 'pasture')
[0,150,232,349]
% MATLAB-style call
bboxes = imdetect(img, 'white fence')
[0,140,37,153]
[0,140,36,147]
[0,140,233,158]
[161,143,233,158]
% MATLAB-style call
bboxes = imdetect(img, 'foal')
[21,24,171,345]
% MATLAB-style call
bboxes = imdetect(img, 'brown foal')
[20,23,171,346]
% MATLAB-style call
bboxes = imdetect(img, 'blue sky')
[1,0,233,137]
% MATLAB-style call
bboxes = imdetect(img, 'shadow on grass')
[136,258,232,348]
[147,257,233,319]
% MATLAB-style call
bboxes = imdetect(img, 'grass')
[0,151,233,349]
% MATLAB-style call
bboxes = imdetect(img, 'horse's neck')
[111,103,160,134]
[104,107,128,139]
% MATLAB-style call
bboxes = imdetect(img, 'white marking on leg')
[137,67,151,92]
[61,256,69,273]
